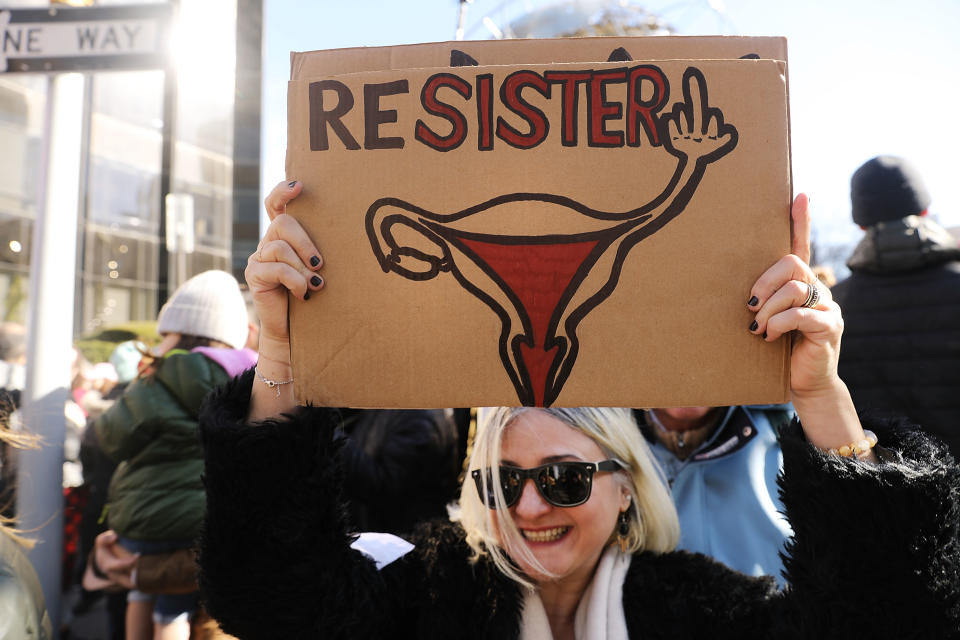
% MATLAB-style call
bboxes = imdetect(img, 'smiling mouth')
[521,526,571,543]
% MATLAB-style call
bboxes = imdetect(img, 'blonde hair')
[450,407,679,588]
[1,401,41,549]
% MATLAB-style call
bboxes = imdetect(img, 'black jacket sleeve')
[777,413,960,638]
[197,371,393,640]
[628,415,960,639]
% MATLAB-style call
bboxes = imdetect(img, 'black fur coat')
[198,371,960,639]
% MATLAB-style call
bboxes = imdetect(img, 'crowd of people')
[1,153,959,639]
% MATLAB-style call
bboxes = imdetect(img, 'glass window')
[81,229,158,334]
[0,75,45,325]
[87,159,161,231]
[91,71,164,130]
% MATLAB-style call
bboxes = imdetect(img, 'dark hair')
[170,334,230,352]
[138,334,231,376]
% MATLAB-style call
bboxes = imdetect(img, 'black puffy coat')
[833,215,960,457]
[197,372,960,639]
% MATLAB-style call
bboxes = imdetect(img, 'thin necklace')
[645,409,717,459]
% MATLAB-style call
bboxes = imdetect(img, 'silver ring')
[801,280,820,308]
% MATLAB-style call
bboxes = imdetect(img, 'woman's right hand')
[245,180,325,418]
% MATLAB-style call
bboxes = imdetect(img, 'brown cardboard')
[285,48,791,408]
[290,36,787,79]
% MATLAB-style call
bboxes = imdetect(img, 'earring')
[617,510,630,553]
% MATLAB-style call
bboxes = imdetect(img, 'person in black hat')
[832,155,960,457]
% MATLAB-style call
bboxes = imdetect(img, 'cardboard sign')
[285,38,791,408]
[289,36,788,79]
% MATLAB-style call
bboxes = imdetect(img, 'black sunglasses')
[471,459,622,508]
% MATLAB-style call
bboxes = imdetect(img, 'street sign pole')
[18,71,86,631]
[157,39,178,308]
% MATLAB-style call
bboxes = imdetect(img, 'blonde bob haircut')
[450,407,679,588]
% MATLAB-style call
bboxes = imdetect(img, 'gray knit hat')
[156,270,249,349]
[850,155,931,227]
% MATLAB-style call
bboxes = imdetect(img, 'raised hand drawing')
[366,67,737,406]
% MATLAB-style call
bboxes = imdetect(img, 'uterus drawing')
[366,68,738,406]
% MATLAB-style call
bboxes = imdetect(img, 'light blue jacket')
[639,405,794,586]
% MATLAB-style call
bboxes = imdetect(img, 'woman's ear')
[620,491,632,512]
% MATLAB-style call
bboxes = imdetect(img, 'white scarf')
[520,545,631,640]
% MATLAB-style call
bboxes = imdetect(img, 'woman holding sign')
[195,183,959,639]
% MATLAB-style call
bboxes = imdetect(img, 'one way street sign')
[0,4,171,73]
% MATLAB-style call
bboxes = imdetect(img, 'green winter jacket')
[95,350,231,542]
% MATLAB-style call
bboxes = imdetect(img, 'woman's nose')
[512,478,551,518]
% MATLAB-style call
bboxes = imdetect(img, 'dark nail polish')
[288,180,298,188]
[309,255,320,267]
[749,320,758,332]
[747,296,759,307]
[303,291,310,301]
[311,275,322,287]
[762,332,767,340]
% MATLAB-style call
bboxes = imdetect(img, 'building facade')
[0,0,261,335]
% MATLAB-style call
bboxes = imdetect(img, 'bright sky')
[262,0,960,269]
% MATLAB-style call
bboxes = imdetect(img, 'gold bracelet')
[824,430,878,459]
[255,367,293,397]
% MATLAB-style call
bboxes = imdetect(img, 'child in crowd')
[93,270,257,640]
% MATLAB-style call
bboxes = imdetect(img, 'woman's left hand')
[746,195,870,456]
[748,194,841,396]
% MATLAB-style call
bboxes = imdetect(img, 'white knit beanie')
[156,270,249,350]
